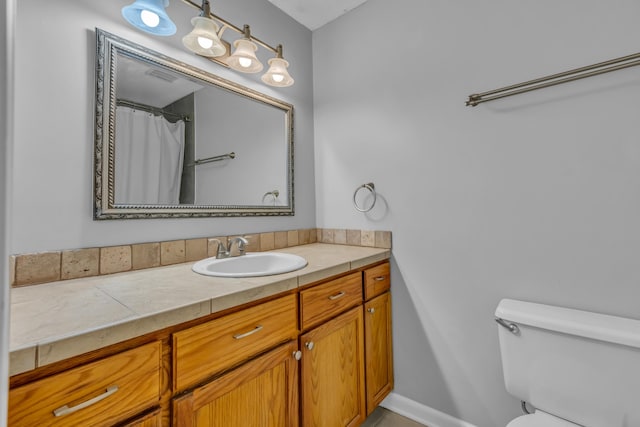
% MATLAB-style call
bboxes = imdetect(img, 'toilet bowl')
[506,411,580,427]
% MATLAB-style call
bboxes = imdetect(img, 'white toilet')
[495,299,640,427]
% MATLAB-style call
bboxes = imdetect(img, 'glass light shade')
[122,0,176,36]
[182,17,226,57]
[227,39,263,73]
[261,57,294,87]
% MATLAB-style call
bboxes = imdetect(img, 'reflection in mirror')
[94,29,294,219]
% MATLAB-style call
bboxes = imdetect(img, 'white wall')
[0,0,14,421]
[12,0,314,254]
[313,0,640,426]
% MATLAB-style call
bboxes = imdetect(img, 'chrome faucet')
[210,238,229,259]
[210,237,249,259]
[228,237,249,257]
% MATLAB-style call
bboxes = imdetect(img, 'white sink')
[192,252,308,278]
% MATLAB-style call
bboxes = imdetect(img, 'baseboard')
[380,392,479,427]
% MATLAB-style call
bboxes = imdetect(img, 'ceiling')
[267,0,371,31]
[116,55,203,108]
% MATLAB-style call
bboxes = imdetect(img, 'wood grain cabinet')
[172,294,298,392]
[364,292,393,414]
[362,262,393,415]
[9,260,393,427]
[173,341,300,427]
[171,294,299,427]
[121,408,162,427]
[298,271,367,427]
[300,306,366,427]
[8,341,161,427]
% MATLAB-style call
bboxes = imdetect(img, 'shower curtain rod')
[117,99,191,121]
[466,51,640,107]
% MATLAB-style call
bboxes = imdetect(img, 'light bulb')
[238,57,252,68]
[140,9,160,28]
[272,74,284,83]
[197,36,214,49]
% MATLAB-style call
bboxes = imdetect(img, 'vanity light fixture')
[182,0,226,57]
[262,45,294,87]
[227,25,264,73]
[121,0,294,87]
[121,0,177,36]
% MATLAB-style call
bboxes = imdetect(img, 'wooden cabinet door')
[300,306,365,427]
[364,292,394,415]
[173,341,299,427]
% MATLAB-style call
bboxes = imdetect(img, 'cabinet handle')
[233,325,263,340]
[305,341,315,351]
[374,276,386,281]
[367,307,375,314]
[328,291,346,301]
[53,385,119,417]
[293,350,302,361]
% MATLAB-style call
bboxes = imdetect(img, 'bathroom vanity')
[8,244,393,426]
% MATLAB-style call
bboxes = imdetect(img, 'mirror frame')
[94,29,294,219]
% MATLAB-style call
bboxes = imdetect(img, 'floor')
[361,407,426,427]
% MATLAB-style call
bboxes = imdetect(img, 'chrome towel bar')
[467,51,640,106]
[193,151,236,166]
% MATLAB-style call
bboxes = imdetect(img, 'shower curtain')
[115,106,185,205]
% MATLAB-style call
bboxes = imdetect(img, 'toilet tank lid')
[495,299,640,349]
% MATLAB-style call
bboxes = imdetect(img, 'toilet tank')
[495,299,640,427]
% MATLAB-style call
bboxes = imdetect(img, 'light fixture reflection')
[182,0,227,57]
[122,0,176,36]
[227,25,263,73]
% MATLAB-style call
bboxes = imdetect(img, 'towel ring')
[353,183,377,212]
[262,190,280,206]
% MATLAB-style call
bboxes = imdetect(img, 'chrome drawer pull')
[374,276,386,281]
[328,291,346,301]
[53,385,119,417]
[233,325,263,340]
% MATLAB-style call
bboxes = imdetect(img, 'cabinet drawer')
[300,272,363,330]
[364,262,390,300]
[173,294,298,391]
[9,341,161,427]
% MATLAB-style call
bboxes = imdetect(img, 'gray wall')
[194,88,287,205]
[313,0,640,426]
[0,0,14,420]
[11,0,314,254]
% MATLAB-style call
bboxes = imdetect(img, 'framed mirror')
[94,29,294,219]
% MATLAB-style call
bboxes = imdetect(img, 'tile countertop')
[9,243,390,376]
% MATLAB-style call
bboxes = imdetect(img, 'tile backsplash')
[10,228,391,287]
